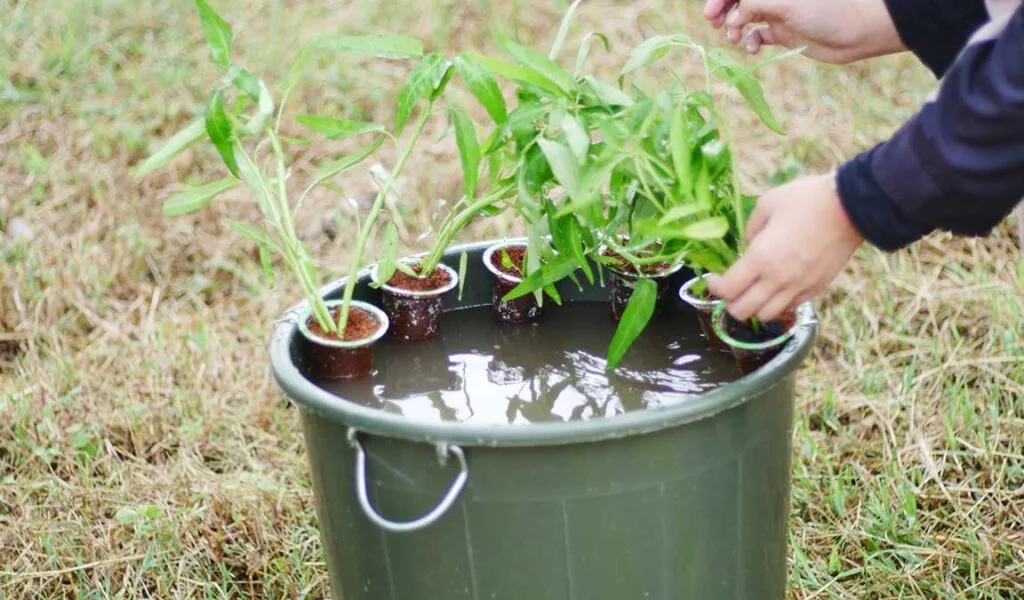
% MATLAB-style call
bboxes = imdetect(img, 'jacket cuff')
[835,147,933,252]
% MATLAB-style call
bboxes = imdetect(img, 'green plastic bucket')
[270,241,817,599]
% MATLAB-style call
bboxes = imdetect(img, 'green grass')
[2,0,1023,597]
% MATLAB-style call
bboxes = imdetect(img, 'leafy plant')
[136,1,435,336]
[372,55,518,289]
[464,7,799,367]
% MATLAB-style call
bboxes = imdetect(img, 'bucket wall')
[300,374,794,600]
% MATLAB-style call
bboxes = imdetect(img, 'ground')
[1,0,1023,598]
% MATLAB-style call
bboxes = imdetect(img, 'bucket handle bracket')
[347,428,468,533]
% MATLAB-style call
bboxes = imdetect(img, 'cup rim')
[595,243,684,279]
[678,274,722,310]
[482,239,529,285]
[373,259,460,298]
[710,301,800,351]
[297,300,390,349]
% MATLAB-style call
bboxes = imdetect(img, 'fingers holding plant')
[706,174,864,322]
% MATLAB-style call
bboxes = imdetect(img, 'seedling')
[136,0,438,338]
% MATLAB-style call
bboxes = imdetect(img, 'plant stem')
[419,184,514,274]
[264,136,335,331]
[335,103,434,332]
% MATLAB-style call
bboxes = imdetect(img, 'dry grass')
[2,0,1023,597]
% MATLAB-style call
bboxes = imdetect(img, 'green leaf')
[606,278,657,369]
[315,34,425,59]
[395,53,451,134]
[560,114,589,165]
[451,107,480,198]
[236,77,274,136]
[231,68,261,101]
[681,217,729,240]
[457,250,468,301]
[295,115,384,140]
[727,69,782,133]
[548,0,582,60]
[657,204,702,225]
[497,31,575,94]
[235,145,274,217]
[707,51,783,133]
[575,32,610,76]
[622,34,695,75]
[694,161,712,210]
[226,219,279,250]
[500,249,517,272]
[133,119,205,179]
[670,104,692,195]
[279,45,316,105]
[452,54,507,124]
[685,248,729,273]
[537,138,579,199]
[162,178,238,217]
[315,136,386,180]
[373,222,400,289]
[502,257,578,301]
[552,215,593,283]
[194,0,233,67]
[204,89,238,177]
[470,54,567,98]
[582,75,634,107]
[258,244,275,285]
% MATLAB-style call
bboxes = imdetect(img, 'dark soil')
[308,306,381,342]
[725,311,796,344]
[490,245,526,278]
[601,247,671,276]
[386,264,452,292]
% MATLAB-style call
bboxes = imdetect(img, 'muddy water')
[310,302,741,425]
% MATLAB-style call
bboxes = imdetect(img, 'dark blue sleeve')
[837,6,1024,252]
[884,0,988,76]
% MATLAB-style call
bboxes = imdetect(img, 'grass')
[1,0,1022,597]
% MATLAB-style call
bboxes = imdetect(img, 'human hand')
[706,174,863,321]
[702,0,906,64]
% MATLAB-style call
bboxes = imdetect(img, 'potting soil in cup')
[308,302,741,424]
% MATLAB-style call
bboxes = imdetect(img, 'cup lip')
[678,274,722,310]
[297,300,390,349]
[710,301,804,351]
[373,259,460,298]
[482,239,529,285]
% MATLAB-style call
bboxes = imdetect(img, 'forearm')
[849,0,909,61]
[836,6,1024,251]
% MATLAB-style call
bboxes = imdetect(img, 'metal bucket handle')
[347,428,468,533]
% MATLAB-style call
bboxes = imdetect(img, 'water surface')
[310,302,740,425]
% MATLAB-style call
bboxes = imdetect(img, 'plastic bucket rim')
[296,299,390,349]
[269,241,818,447]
